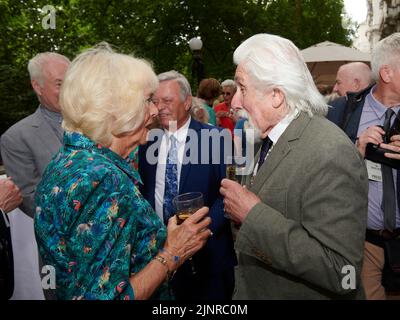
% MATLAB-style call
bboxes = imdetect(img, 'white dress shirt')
[155,117,191,222]
[253,110,299,176]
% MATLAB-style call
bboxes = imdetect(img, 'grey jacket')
[1,107,62,217]
[233,112,368,300]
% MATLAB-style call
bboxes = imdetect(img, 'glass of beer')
[173,192,204,225]
[173,192,204,275]
[225,156,247,219]
[226,156,246,182]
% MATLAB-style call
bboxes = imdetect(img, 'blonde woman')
[34,44,211,300]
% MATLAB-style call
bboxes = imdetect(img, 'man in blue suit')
[139,70,236,300]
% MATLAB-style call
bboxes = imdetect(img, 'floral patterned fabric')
[34,131,170,300]
[127,146,139,174]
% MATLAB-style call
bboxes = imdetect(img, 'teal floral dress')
[34,132,170,300]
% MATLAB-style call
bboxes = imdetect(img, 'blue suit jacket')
[327,86,373,143]
[139,119,237,277]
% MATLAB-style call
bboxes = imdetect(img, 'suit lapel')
[251,140,291,194]
[250,112,311,194]
[147,154,158,209]
[179,161,190,194]
[346,99,364,143]
[179,119,202,192]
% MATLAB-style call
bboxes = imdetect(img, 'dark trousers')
[0,212,14,300]
[171,262,234,301]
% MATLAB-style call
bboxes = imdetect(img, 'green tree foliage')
[0,0,351,135]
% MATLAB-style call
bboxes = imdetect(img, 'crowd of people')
[1,31,400,300]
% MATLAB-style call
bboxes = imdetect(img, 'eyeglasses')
[148,98,175,108]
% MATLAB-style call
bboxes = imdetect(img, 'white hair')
[371,32,400,82]
[157,70,192,101]
[221,79,236,89]
[28,52,70,86]
[233,33,328,117]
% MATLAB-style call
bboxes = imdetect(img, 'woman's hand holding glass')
[161,207,212,272]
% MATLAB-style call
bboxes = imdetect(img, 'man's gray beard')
[244,115,262,144]
[235,109,248,119]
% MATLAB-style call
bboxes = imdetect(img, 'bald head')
[333,62,372,97]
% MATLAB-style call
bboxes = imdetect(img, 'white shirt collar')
[268,110,299,144]
[164,116,191,144]
[252,110,299,177]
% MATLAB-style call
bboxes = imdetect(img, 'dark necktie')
[397,170,400,225]
[163,135,178,225]
[257,137,273,170]
[381,109,396,231]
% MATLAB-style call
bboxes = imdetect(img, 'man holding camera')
[327,32,400,299]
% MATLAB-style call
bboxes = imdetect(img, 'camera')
[365,116,400,169]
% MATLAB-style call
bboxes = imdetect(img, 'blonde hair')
[61,43,158,147]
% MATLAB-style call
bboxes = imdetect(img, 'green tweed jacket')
[234,111,368,300]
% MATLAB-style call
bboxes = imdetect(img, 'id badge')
[365,159,382,182]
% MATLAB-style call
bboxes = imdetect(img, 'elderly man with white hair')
[1,52,70,218]
[220,33,368,299]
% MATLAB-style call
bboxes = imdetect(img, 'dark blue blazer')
[139,119,237,276]
[327,86,373,143]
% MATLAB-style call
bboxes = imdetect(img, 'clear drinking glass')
[226,156,247,182]
[173,192,204,225]
[172,192,204,275]
[225,156,247,219]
